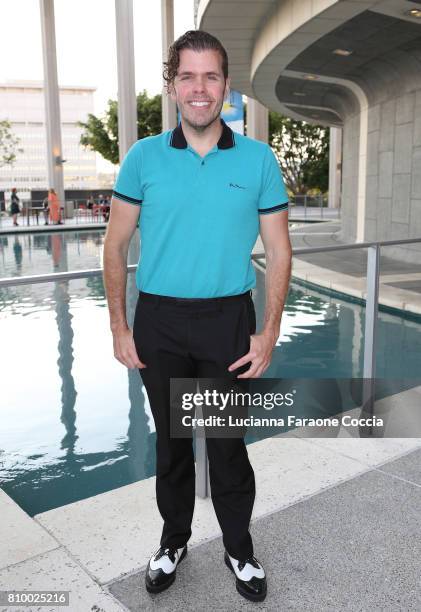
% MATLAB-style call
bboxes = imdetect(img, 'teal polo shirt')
[112,119,288,298]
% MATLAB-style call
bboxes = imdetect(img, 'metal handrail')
[1,237,420,288]
[2,236,421,497]
[0,265,137,287]
[255,236,421,255]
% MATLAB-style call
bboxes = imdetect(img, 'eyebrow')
[177,71,221,77]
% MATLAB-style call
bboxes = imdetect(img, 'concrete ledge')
[0,548,125,612]
[0,489,58,571]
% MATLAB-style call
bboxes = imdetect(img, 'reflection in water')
[13,237,22,271]
[253,271,362,379]
[55,280,78,453]
[1,267,421,516]
[51,232,78,454]
[126,273,156,481]
[0,229,140,279]
[51,233,63,268]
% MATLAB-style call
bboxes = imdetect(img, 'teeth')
[190,102,210,106]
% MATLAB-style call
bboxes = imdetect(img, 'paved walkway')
[109,443,421,611]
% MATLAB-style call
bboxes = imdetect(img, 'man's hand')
[227,330,278,378]
[112,326,147,369]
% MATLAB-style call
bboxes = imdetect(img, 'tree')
[268,112,329,195]
[0,120,23,167]
[79,90,162,165]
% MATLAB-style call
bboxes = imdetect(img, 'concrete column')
[161,0,177,131]
[115,0,137,162]
[247,97,268,143]
[39,0,65,209]
[328,127,342,209]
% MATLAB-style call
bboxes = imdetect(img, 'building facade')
[0,80,97,199]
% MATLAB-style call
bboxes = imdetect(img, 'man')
[103,30,291,603]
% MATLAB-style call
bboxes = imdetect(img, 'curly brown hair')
[163,30,228,94]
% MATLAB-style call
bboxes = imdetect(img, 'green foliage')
[79,90,162,165]
[0,120,23,167]
[268,112,329,195]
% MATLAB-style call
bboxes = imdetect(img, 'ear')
[169,81,177,102]
[224,76,231,101]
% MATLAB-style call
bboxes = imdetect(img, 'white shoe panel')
[149,547,184,574]
[228,553,265,581]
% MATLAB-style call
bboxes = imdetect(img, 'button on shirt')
[112,119,289,298]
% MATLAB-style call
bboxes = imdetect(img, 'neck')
[181,116,222,156]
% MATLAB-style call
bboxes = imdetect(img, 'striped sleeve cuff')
[258,201,289,215]
[112,190,143,206]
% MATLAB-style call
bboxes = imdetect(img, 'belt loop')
[154,295,161,310]
[218,297,223,313]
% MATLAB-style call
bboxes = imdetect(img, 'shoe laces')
[154,546,177,563]
[238,555,260,572]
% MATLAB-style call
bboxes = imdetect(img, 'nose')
[192,76,206,93]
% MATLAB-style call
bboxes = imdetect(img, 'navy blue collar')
[170,118,235,150]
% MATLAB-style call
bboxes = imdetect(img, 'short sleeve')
[112,141,143,206]
[258,146,289,215]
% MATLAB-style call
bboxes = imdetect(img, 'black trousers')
[133,289,257,561]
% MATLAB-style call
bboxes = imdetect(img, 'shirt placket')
[187,145,218,193]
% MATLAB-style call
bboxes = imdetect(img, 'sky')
[0,0,195,171]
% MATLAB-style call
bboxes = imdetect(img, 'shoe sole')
[145,545,187,594]
[224,553,267,602]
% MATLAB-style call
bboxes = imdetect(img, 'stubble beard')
[181,96,225,134]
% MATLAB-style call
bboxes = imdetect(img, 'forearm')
[103,242,129,333]
[261,250,292,342]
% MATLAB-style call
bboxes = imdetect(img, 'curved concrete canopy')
[198,0,421,126]
[198,0,421,246]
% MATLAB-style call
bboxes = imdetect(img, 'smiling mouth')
[188,101,212,107]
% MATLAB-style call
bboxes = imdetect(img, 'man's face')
[170,48,230,131]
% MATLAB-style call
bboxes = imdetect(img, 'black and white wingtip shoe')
[224,550,267,602]
[145,544,187,593]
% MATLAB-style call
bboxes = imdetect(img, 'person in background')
[10,188,20,226]
[48,188,62,225]
[87,194,95,210]
[102,195,111,222]
[42,195,49,225]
